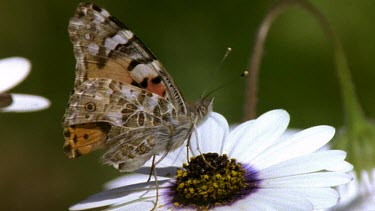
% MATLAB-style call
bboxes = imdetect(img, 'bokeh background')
[1,0,374,210]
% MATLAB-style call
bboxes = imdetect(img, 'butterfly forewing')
[68,2,186,114]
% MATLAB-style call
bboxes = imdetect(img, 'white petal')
[212,205,231,211]
[104,173,170,189]
[157,146,187,167]
[233,189,314,211]
[0,57,30,92]
[251,125,335,170]
[256,188,339,209]
[257,150,349,179]
[332,169,375,210]
[107,201,172,211]
[104,174,149,189]
[189,112,229,156]
[69,180,170,210]
[326,161,353,172]
[218,188,339,210]
[227,109,290,163]
[0,94,50,112]
[295,188,339,209]
[275,128,300,144]
[260,172,352,188]
[143,145,186,168]
[106,202,156,211]
[224,120,255,155]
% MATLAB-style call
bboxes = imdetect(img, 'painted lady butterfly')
[62,2,213,172]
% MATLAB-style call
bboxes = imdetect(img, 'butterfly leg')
[185,118,197,161]
[192,121,204,155]
[147,155,156,182]
[150,162,159,211]
[145,155,159,210]
[185,128,193,161]
[191,121,217,169]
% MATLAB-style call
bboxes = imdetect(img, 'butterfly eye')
[85,102,96,112]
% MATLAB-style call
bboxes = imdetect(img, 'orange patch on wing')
[87,59,134,84]
[63,123,111,158]
[146,78,166,97]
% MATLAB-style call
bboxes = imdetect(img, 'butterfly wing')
[63,79,179,126]
[69,2,187,114]
[102,126,170,172]
[63,78,181,159]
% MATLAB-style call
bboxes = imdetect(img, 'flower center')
[168,153,256,210]
[0,93,13,108]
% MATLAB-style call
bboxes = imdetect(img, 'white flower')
[69,110,353,210]
[0,57,50,112]
[330,169,375,210]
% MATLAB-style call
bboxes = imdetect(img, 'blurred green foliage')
[0,0,374,210]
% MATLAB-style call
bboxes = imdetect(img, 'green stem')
[245,0,366,128]
[334,42,366,129]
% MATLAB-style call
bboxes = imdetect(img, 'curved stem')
[244,0,365,127]
[244,1,288,120]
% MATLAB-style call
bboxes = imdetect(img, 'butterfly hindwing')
[102,127,168,172]
[63,78,179,127]
[63,78,182,163]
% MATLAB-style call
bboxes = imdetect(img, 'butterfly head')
[195,97,214,121]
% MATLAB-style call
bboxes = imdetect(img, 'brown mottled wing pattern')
[64,78,179,128]
[68,2,186,114]
[64,78,190,171]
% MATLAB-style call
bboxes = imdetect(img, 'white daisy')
[69,110,353,210]
[330,169,375,210]
[0,57,50,112]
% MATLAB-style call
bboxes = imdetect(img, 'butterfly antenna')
[202,47,233,97]
[202,70,249,100]
[221,47,232,64]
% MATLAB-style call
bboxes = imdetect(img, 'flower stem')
[333,42,366,129]
[244,0,366,128]
[244,2,287,120]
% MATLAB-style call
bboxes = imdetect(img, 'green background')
[1,0,374,210]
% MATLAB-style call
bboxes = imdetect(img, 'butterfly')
[62,2,213,172]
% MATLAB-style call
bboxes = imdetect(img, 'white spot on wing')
[104,38,118,50]
[131,64,158,82]
[122,86,138,99]
[147,95,159,110]
[113,34,127,44]
[93,13,105,23]
[104,30,132,50]
[151,60,163,71]
[104,31,134,55]
[119,30,134,39]
[101,9,110,17]
[87,43,99,55]
[84,34,91,40]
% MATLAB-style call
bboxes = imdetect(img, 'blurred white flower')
[69,110,353,210]
[0,57,50,112]
[330,169,375,211]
